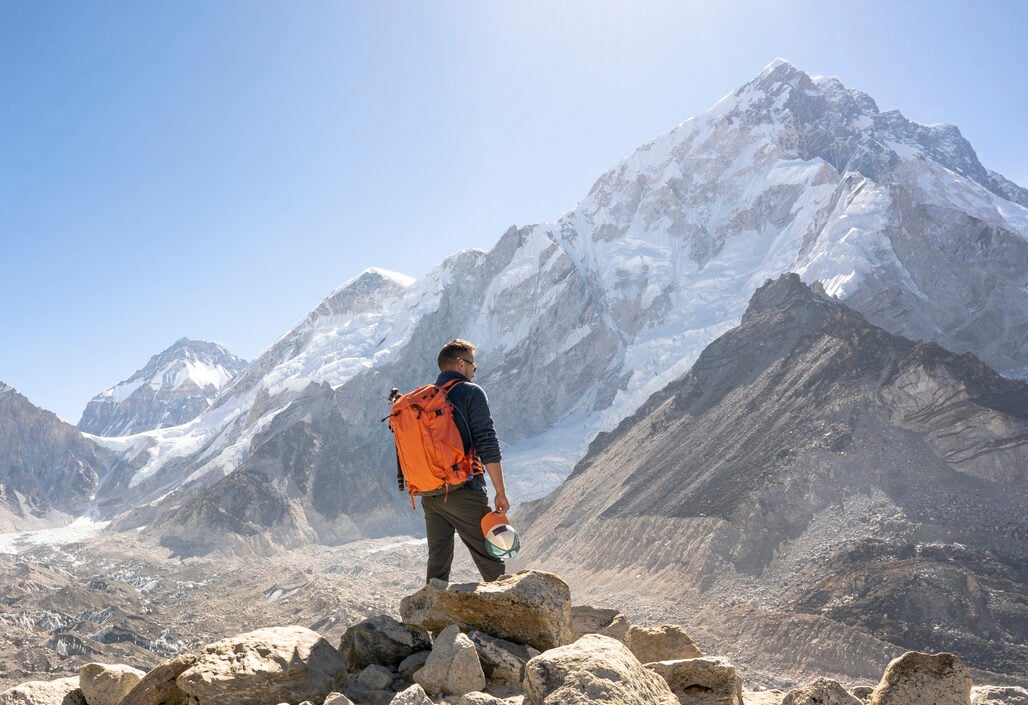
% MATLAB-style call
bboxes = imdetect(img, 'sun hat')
[481,510,521,559]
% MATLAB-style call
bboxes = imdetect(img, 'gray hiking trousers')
[422,486,505,583]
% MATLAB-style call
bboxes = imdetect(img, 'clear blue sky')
[2,1,1025,423]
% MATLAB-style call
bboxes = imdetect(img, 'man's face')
[456,354,476,381]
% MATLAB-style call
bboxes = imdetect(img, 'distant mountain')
[79,60,1028,556]
[78,338,247,437]
[0,383,114,531]
[513,274,1028,683]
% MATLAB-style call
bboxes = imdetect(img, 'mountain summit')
[78,338,247,437]
[69,60,1028,557]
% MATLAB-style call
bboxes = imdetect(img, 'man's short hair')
[438,339,476,370]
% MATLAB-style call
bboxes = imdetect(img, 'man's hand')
[493,491,510,514]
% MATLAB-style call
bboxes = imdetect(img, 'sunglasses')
[458,357,477,371]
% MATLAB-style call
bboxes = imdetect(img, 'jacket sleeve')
[465,385,502,463]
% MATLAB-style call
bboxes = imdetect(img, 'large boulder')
[119,654,197,705]
[868,652,972,705]
[570,606,630,644]
[400,571,574,652]
[175,625,347,705]
[522,633,679,704]
[339,614,432,672]
[79,663,146,705]
[972,686,1028,705]
[627,625,703,664]
[782,678,862,705]
[414,624,487,697]
[0,677,85,705]
[646,657,744,705]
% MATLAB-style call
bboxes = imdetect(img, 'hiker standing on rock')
[388,339,510,583]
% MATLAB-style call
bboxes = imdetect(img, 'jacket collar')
[436,369,469,385]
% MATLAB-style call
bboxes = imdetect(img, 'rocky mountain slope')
[72,60,1028,557]
[0,384,115,532]
[512,274,1028,682]
[78,338,247,437]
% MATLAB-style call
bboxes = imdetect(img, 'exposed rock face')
[646,657,743,705]
[0,384,112,530]
[78,338,247,437]
[868,651,973,705]
[412,624,486,697]
[513,274,1028,683]
[782,677,863,705]
[400,572,574,652]
[626,625,703,664]
[339,614,432,673]
[467,631,539,684]
[174,626,346,705]
[522,633,679,704]
[569,606,630,644]
[78,663,145,705]
[972,686,1028,705]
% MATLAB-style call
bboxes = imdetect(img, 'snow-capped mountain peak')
[77,339,247,437]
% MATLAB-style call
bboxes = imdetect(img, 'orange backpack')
[386,379,483,508]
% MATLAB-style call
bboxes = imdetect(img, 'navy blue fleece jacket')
[435,369,501,492]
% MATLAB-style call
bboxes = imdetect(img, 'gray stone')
[646,657,743,705]
[357,664,396,691]
[413,624,486,697]
[570,605,630,644]
[869,652,973,705]
[398,651,430,680]
[0,677,85,705]
[323,693,357,705]
[340,614,432,672]
[972,686,1028,705]
[345,687,394,705]
[79,663,147,705]
[389,684,434,705]
[460,693,506,705]
[400,570,574,652]
[120,653,197,705]
[782,678,862,705]
[522,633,679,704]
[852,686,875,702]
[468,630,539,684]
[175,625,347,705]
[627,624,703,664]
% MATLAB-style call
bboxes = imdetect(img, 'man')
[421,338,509,583]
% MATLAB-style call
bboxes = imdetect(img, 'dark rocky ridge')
[513,273,1028,682]
[0,384,114,530]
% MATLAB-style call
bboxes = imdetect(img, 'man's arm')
[484,461,509,514]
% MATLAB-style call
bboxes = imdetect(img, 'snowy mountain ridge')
[78,338,247,437]
[87,60,1028,540]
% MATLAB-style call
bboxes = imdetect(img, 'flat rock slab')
[400,570,574,652]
